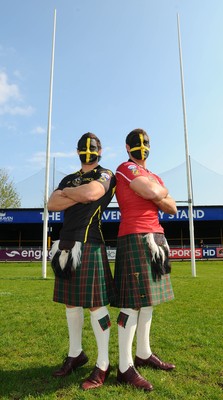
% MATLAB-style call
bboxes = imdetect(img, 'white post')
[42,9,57,278]
[177,13,196,277]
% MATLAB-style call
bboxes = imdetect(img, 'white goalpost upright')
[42,9,57,279]
[177,13,196,277]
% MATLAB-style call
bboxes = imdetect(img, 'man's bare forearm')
[153,195,177,215]
[47,190,77,211]
[130,176,168,202]
[63,181,105,203]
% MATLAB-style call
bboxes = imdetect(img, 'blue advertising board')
[0,206,222,224]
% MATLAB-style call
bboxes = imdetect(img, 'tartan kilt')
[111,233,174,308]
[53,242,116,308]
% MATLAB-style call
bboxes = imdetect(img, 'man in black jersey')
[48,132,116,390]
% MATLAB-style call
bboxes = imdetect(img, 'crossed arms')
[47,181,106,212]
[129,176,177,215]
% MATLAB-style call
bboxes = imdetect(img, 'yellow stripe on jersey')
[84,205,103,243]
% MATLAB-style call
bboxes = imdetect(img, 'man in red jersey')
[112,128,177,392]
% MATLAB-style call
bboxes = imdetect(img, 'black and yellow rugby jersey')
[56,165,116,243]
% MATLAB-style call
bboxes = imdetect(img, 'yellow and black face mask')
[128,133,150,160]
[78,137,99,164]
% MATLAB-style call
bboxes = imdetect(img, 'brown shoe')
[82,364,110,390]
[117,366,153,391]
[52,351,88,377]
[135,354,175,370]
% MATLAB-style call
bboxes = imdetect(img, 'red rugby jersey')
[116,161,164,237]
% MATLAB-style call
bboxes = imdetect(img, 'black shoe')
[135,354,175,370]
[117,366,153,391]
[82,364,110,390]
[53,351,88,377]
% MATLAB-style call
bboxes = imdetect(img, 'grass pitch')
[0,261,223,400]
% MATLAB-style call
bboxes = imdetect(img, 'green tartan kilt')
[111,233,174,308]
[53,242,116,308]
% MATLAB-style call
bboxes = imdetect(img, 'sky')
[0,0,223,207]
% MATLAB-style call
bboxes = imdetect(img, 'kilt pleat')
[111,234,174,308]
[53,242,116,308]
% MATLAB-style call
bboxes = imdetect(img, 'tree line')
[0,169,21,208]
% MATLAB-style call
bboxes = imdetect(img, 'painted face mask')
[78,137,99,164]
[129,133,150,160]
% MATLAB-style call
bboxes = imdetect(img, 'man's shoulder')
[116,161,137,173]
[97,165,115,177]
[64,169,81,178]
[57,170,81,188]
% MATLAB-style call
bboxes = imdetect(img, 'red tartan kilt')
[111,233,174,308]
[53,242,116,308]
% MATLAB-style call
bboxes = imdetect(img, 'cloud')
[28,151,77,166]
[31,126,46,134]
[0,105,34,115]
[0,121,16,131]
[28,152,47,166]
[0,71,20,104]
[0,70,34,116]
[51,151,77,158]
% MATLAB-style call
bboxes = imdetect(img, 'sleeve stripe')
[116,170,132,183]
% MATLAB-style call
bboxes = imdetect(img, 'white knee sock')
[136,306,153,359]
[118,308,139,373]
[90,306,111,371]
[66,307,84,357]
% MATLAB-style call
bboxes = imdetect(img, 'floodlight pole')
[177,13,196,277]
[42,9,57,278]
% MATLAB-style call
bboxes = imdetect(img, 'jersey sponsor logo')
[106,170,113,177]
[72,177,82,186]
[99,172,111,182]
[127,164,139,175]
[128,165,136,170]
